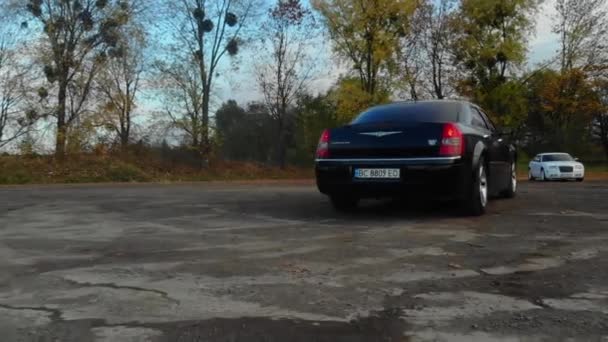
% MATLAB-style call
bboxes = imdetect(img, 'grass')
[0,155,314,185]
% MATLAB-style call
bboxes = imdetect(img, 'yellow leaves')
[314,0,418,95]
[332,78,389,124]
[454,0,540,126]
[102,101,117,113]
[333,78,371,123]
[455,0,537,71]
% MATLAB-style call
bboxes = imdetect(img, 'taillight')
[439,123,464,156]
[316,129,330,159]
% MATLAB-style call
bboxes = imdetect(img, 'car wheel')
[501,161,517,198]
[539,169,546,181]
[528,169,535,181]
[463,158,488,216]
[330,194,359,211]
[576,178,584,182]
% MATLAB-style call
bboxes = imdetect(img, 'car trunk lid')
[328,122,447,159]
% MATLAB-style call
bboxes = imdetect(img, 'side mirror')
[574,157,579,161]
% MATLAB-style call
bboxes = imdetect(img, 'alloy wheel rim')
[479,165,488,207]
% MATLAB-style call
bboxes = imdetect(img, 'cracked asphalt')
[1,180,607,342]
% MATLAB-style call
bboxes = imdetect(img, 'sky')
[527,0,560,66]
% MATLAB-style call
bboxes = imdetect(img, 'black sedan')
[315,100,517,215]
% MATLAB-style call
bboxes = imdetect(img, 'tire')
[539,169,546,181]
[330,194,359,211]
[576,178,584,182]
[463,158,488,216]
[528,169,535,181]
[501,161,517,198]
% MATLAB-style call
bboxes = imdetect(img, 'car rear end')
[315,101,470,200]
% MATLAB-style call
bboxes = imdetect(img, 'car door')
[530,155,541,177]
[478,108,512,184]
[470,106,503,193]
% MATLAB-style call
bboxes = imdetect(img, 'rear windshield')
[351,102,460,124]
[543,154,574,162]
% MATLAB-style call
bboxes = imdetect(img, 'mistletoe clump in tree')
[157,0,256,165]
[25,0,133,157]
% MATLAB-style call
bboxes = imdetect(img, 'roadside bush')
[106,161,150,182]
[0,171,31,185]
[0,158,32,184]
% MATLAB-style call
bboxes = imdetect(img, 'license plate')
[354,168,400,179]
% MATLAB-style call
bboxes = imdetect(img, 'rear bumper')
[315,157,469,199]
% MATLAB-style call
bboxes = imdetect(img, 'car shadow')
[233,192,466,222]
[346,197,466,219]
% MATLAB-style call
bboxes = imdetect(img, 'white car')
[528,153,585,182]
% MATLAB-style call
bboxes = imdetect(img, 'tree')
[418,0,458,99]
[243,102,276,163]
[24,0,133,157]
[160,0,259,164]
[554,0,608,72]
[215,100,275,162]
[332,77,389,123]
[215,99,247,159]
[591,78,608,159]
[293,92,337,165]
[96,22,146,151]
[392,1,424,101]
[154,56,208,160]
[525,68,601,153]
[256,0,317,168]
[453,0,539,125]
[0,22,36,149]
[216,100,246,140]
[313,0,417,98]
[549,0,608,158]
[394,0,458,100]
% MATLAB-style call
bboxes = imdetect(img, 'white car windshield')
[543,154,574,162]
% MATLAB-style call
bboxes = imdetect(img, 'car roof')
[364,100,470,115]
[375,99,470,108]
[538,152,571,156]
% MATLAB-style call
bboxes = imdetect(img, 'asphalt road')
[1,181,607,342]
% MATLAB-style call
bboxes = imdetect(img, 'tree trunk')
[122,91,131,152]
[201,90,211,168]
[55,83,68,158]
[601,117,608,162]
[602,128,608,162]
[277,136,287,169]
[120,133,129,152]
[276,112,287,170]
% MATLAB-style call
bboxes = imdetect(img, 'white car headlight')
[575,165,583,170]
[548,165,558,169]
